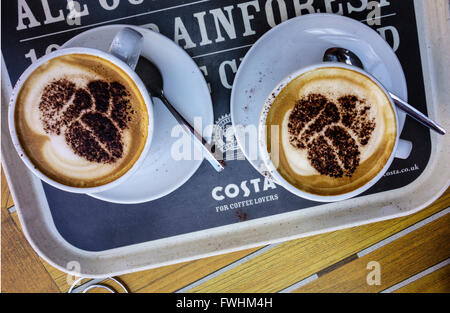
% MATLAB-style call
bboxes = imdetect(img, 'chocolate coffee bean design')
[39,79,134,163]
[288,93,376,178]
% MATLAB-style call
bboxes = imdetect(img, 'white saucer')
[231,13,407,174]
[62,25,213,204]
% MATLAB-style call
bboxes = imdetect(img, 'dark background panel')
[2,0,431,251]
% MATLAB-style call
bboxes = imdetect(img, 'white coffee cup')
[8,29,154,194]
[258,62,412,202]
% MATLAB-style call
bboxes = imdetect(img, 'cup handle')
[108,27,143,70]
[394,139,412,159]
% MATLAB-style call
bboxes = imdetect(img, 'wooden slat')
[1,220,59,292]
[188,189,449,293]
[394,265,450,293]
[42,247,260,293]
[293,213,450,293]
[1,194,60,292]
[1,167,15,210]
[129,248,261,293]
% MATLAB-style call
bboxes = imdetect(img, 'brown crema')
[265,67,397,196]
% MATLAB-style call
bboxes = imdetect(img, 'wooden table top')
[2,166,449,293]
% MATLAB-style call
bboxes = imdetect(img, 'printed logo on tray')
[213,114,245,161]
[12,1,401,78]
[212,176,279,217]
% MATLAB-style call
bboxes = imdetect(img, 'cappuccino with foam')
[265,67,397,196]
[14,53,149,188]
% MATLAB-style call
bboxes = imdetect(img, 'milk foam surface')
[265,67,397,196]
[281,75,386,177]
[15,54,148,187]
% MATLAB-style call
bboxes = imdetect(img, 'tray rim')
[1,0,449,278]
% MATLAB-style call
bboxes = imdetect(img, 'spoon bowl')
[323,47,446,135]
[323,47,364,69]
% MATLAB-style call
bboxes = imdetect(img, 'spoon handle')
[158,92,226,172]
[389,92,446,135]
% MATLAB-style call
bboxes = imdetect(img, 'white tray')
[1,0,449,278]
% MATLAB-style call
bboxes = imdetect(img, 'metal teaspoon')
[323,47,446,135]
[135,56,226,172]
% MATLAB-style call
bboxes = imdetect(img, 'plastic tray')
[1,0,449,277]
